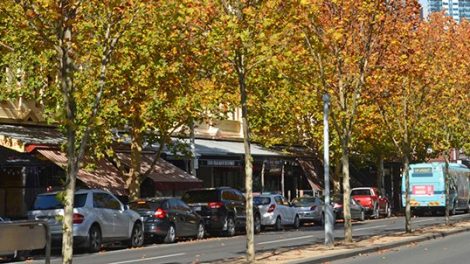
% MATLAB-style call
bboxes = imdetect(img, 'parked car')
[28,189,144,252]
[291,196,328,226]
[128,197,205,243]
[350,187,391,219]
[331,195,366,221]
[181,187,261,236]
[254,194,300,230]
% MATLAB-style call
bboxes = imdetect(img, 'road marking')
[413,218,436,223]
[257,235,314,245]
[354,224,387,231]
[106,253,186,264]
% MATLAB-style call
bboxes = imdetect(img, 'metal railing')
[0,220,51,264]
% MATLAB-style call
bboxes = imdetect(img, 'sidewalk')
[214,219,470,264]
[287,222,470,264]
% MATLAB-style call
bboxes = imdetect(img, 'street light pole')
[323,93,334,247]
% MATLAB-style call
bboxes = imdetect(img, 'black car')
[181,187,261,236]
[128,198,205,243]
[331,195,366,221]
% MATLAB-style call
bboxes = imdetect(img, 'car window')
[282,197,289,205]
[234,190,245,202]
[274,196,283,205]
[222,190,239,202]
[351,189,371,196]
[93,193,121,210]
[33,193,87,210]
[292,197,315,207]
[253,196,271,205]
[129,200,163,211]
[175,199,191,212]
[182,190,218,203]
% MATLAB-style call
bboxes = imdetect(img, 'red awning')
[115,152,202,185]
[37,149,128,196]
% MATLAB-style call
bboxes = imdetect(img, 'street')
[19,213,470,264]
[333,222,470,264]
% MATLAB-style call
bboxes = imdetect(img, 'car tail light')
[208,202,224,209]
[154,208,167,219]
[73,213,84,224]
[310,205,317,211]
[267,204,276,213]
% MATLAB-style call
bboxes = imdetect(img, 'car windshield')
[292,197,316,207]
[351,189,371,196]
[253,196,271,205]
[33,193,87,210]
[129,200,163,211]
[182,190,218,203]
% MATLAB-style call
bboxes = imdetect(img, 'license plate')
[193,206,201,211]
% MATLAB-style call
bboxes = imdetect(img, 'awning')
[0,124,63,153]
[169,138,283,157]
[115,152,202,190]
[37,149,128,196]
[298,159,323,191]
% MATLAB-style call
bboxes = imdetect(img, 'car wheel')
[129,222,144,247]
[293,215,300,229]
[164,224,176,243]
[386,204,392,218]
[254,214,262,234]
[88,225,102,253]
[450,204,457,216]
[196,222,205,240]
[274,216,282,231]
[224,217,236,237]
[373,204,379,219]
[359,210,365,221]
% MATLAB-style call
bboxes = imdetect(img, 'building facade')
[425,0,470,22]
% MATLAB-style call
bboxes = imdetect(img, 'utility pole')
[323,93,334,246]
[190,118,198,176]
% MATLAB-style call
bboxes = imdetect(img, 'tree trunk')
[377,155,384,194]
[127,114,143,201]
[341,139,352,243]
[62,137,77,264]
[444,152,450,225]
[333,157,342,194]
[237,52,255,263]
[404,154,411,233]
[60,11,77,263]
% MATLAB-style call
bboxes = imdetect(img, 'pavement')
[287,220,470,264]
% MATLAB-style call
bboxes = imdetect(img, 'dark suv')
[181,187,261,236]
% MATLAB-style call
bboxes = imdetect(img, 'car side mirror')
[123,204,129,211]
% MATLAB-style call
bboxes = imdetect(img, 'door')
[233,190,246,226]
[98,193,129,238]
[92,193,116,238]
[274,196,287,224]
[177,199,199,236]
[168,199,186,237]
[281,196,294,224]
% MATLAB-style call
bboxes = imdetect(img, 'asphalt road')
[332,225,470,264]
[17,213,470,264]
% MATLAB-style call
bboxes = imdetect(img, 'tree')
[90,0,226,201]
[293,0,390,243]
[199,0,289,261]
[425,17,470,225]
[371,3,446,233]
[5,1,141,262]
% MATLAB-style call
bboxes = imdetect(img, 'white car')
[28,189,144,252]
[254,194,300,230]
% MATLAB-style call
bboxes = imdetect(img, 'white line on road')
[354,224,388,231]
[413,218,436,223]
[106,253,186,264]
[257,235,314,245]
